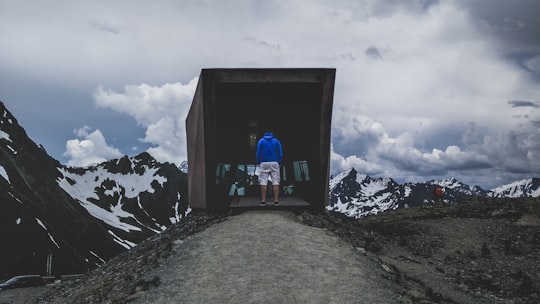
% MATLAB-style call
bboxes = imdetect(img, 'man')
[433,186,444,203]
[256,131,283,206]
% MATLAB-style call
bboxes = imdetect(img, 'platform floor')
[229,195,311,208]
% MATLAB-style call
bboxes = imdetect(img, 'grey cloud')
[525,55,540,73]
[479,131,539,174]
[340,53,356,61]
[419,0,439,10]
[243,37,281,50]
[346,0,438,20]
[456,0,540,52]
[508,100,540,108]
[90,21,122,34]
[462,122,483,147]
[365,46,383,60]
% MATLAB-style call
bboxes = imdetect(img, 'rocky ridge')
[304,197,540,304]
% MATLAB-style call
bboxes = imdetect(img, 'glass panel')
[229,164,246,196]
[293,160,310,181]
[246,164,257,186]
[216,163,231,184]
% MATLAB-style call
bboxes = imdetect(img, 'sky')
[1,0,539,189]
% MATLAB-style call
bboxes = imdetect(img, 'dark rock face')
[1,101,120,277]
[0,101,189,279]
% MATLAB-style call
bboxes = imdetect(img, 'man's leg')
[260,185,267,203]
[273,184,279,203]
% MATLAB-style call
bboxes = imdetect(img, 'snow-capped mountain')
[327,168,537,218]
[328,168,401,218]
[57,152,189,247]
[0,101,188,279]
[490,178,540,198]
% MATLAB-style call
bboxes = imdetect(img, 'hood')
[263,132,274,139]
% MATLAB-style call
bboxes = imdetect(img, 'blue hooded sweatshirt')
[256,132,283,164]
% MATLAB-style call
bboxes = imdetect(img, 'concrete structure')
[186,68,335,211]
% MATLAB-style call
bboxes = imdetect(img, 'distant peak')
[134,152,156,163]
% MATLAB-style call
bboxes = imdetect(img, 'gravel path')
[136,210,402,304]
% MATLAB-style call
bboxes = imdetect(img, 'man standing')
[256,131,283,206]
[433,186,444,203]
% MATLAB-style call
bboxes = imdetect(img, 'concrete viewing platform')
[229,195,311,209]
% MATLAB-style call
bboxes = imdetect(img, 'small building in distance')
[186,68,335,211]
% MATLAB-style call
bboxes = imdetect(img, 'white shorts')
[257,162,280,185]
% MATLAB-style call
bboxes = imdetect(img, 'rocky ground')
[301,197,540,304]
[0,197,538,304]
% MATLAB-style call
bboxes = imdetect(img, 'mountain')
[57,152,190,247]
[0,101,188,279]
[490,178,540,198]
[327,168,537,218]
[328,168,402,218]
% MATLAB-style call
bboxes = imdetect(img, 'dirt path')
[135,210,402,304]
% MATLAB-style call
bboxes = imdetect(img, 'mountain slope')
[491,178,540,198]
[0,101,188,279]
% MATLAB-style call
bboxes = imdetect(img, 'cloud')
[90,20,122,34]
[64,127,123,167]
[330,110,539,187]
[93,79,198,164]
[243,37,282,50]
[365,46,383,60]
[2,0,540,188]
[508,100,540,108]
[525,55,540,73]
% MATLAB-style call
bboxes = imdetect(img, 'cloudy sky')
[1,0,539,189]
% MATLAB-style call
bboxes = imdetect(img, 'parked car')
[0,275,46,290]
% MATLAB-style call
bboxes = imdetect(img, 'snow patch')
[6,145,17,154]
[360,179,387,197]
[0,165,10,184]
[89,250,106,264]
[0,130,11,142]
[36,218,47,230]
[403,186,412,197]
[57,167,156,232]
[108,230,136,249]
[8,192,22,203]
[36,218,60,249]
[48,233,61,248]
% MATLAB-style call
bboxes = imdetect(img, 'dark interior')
[213,82,323,201]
